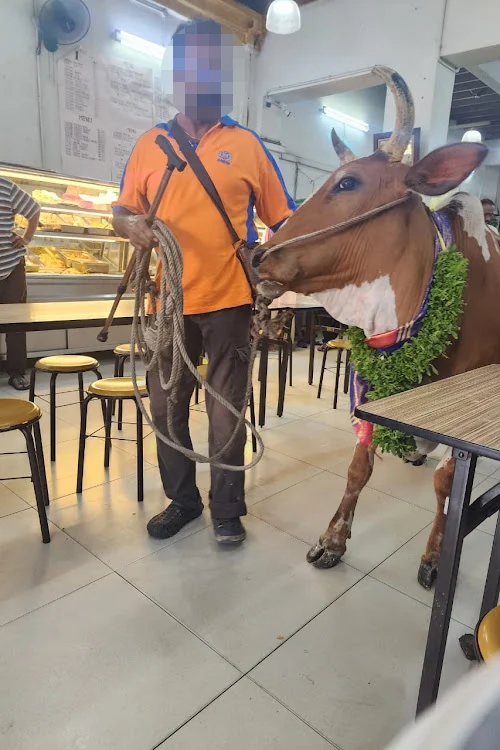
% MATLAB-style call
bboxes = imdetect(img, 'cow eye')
[337,176,358,191]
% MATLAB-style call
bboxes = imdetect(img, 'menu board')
[58,51,110,179]
[58,51,176,182]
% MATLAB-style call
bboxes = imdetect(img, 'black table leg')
[480,512,500,620]
[308,310,315,385]
[258,337,269,428]
[416,449,476,715]
[277,340,289,417]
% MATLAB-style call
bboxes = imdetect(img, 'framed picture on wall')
[373,127,421,165]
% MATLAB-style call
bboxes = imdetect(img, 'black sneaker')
[213,518,246,545]
[147,504,203,539]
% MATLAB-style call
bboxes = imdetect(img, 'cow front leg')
[307,442,375,569]
[418,449,455,590]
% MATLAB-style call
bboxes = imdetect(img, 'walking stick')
[97,135,186,342]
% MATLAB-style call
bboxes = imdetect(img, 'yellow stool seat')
[0,399,41,431]
[35,355,99,373]
[113,344,140,356]
[477,606,500,662]
[326,339,352,350]
[88,377,147,398]
[197,363,208,379]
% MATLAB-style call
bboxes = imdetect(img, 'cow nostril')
[251,247,266,268]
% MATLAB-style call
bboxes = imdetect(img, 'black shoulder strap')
[169,118,241,246]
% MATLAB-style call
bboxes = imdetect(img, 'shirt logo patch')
[217,150,232,165]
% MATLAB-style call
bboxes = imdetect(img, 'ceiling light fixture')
[322,106,369,133]
[114,30,166,60]
[461,129,482,143]
[266,0,301,35]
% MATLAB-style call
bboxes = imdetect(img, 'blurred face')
[171,28,233,122]
[483,202,495,224]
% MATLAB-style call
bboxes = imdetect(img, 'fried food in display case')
[29,245,69,272]
[61,248,109,273]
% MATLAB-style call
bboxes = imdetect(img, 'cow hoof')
[418,561,438,590]
[306,543,341,569]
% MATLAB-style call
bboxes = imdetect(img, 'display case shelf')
[33,231,121,243]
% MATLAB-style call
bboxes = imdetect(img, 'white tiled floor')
[0,349,494,749]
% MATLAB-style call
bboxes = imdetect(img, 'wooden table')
[357,365,500,714]
[0,299,135,333]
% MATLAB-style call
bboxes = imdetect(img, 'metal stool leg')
[49,372,57,462]
[343,350,351,394]
[258,337,269,427]
[317,348,328,399]
[117,357,125,430]
[417,450,476,714]
[333,349,342,409]
[289,345,293,387]
[29,369,36,402]
[136,402,144,502]
[76,395,91,494]
[104,399,113,468]
[249,389,257,454]
[112,358,119,416]
[77,372,84,406]
[33,420,49,507]
[22,425,50,543]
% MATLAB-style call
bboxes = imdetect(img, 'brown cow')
[253,66,500,589]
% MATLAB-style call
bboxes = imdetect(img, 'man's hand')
[11,233,28,249]
[127,216,157,253]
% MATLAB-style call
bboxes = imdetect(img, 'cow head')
[254,66,486,335]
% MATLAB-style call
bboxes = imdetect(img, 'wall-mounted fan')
[37,0,91,54]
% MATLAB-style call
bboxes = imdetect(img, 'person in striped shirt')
[0,177,40,390]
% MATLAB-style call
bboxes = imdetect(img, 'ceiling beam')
[153,0,265,45]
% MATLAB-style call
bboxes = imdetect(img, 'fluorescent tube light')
[322,106,369,133]
[114,30,166,60]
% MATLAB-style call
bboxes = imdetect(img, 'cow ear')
[405,143,487,196]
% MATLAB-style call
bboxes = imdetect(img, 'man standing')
[481,198,499,234]
[0,177,40,390]
[113,18,294,545]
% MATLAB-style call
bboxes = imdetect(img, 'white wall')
[0,0,249,177]
[251,0,450,155]
[442,0,500,64]
[264,85,386,200]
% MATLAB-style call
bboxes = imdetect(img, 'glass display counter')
[0,163,133,302]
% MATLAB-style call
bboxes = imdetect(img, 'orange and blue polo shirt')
[113,115,295,315]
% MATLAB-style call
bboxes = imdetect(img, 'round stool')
[29,355,102,463]
[0,399,50,543]
[77,377,148,502]
[317,338,352,409]
[113,344,140,430]
[476,606,500,662]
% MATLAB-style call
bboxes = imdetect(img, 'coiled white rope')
[130,218,270,471]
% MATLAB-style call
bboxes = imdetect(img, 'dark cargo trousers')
[147,304,251,519]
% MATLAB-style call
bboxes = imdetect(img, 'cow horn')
[373,65,414,163]
[330,127,357,164]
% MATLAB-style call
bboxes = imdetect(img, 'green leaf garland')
[348,245,468,458]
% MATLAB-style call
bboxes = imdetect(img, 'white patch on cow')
[436,446,453,470]
[456,193,491,262]
[313,275,398,337]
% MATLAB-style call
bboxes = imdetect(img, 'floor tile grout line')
[246,504,431,578]
[245,676,343,749]
[366,574,474,631]
[0,570,115,631]
[113,569,245,673]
